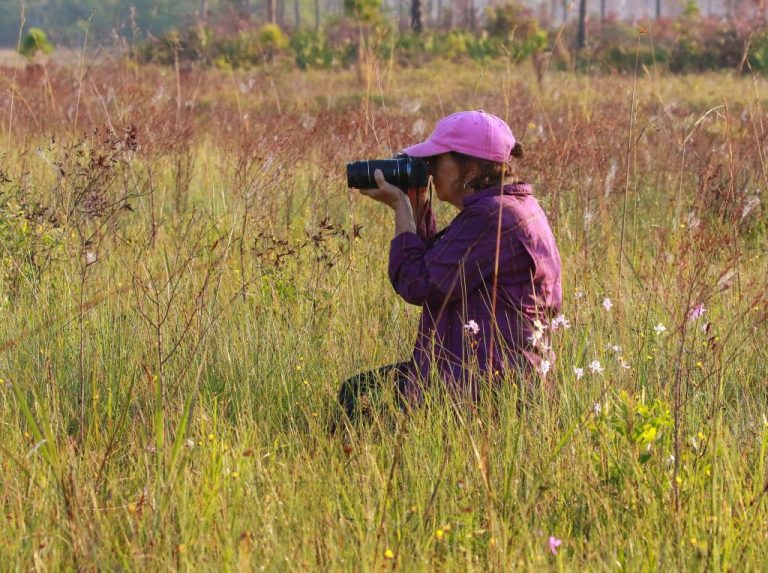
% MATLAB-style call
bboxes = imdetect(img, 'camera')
[346,155,428,191]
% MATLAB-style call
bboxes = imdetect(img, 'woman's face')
[426,153,469,209]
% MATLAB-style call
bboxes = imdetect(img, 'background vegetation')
[0,5,767,570]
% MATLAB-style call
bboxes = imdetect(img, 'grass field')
[0,55,766,570]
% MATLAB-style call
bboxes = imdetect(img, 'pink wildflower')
[463,320,479,335]
[688,304,706,321]
[548,536,562,555]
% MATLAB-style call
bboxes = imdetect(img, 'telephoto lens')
[346,156,427,191]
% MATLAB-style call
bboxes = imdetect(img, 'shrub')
[748,31,768,72]
[19,28,54,58]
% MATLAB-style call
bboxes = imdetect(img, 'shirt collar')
[463,182,532,208]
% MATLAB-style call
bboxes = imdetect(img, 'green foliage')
[290,30,353,70]
[343,0,382,25]
[748,31,768,72]
[18,27,54,58]
[258,23,289,52]
[136,25,214,65]
[0,175,62,298]
[605,44,669,71]
[682,0,700,18]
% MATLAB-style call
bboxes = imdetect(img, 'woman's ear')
[465,159,481,180]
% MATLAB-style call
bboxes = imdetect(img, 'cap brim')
[401,140,451,158]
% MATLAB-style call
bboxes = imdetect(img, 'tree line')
[1,0,762,48]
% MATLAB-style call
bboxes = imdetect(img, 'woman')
[338,110,562,423]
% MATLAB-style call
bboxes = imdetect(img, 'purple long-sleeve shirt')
[389,183,562,399]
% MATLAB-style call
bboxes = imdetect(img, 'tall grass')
[0,57,766,570]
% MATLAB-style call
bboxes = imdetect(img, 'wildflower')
[574,289,585,300]
[85,251,97,265]
[463,320,480,335]
[574,367,584,380]
[548,536,562,555]
[602,297,613,311]
[592,402,602,416]
[435,529,444,540]
[605,343,621,353]
[550,314,571,330]
[688,304,706,321]
[654,323,667,335]
[527,329,544,347]
[533,319,547,332]
[384,549,395,560]
[618,357,631,370]
[540,360,551,377]
[185,439,195,450]
[589,360,604,374]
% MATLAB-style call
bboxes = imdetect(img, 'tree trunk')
[600,0,605,21]
[315,0,320,29]
[656,0,661,19]
[577,0,587,50]
[411,0,423,32]
[267,0,277,24]
[295,0,300,27]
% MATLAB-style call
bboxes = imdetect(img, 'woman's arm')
[389,204,500,307]
[407,187,437,242]
[392,195,417,237]
[358,169,418,238]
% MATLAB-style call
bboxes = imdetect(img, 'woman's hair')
[451,142,525,191]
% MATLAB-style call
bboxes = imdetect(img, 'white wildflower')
[589,360,604,374]
[463,320,480,335]
[654,323,667,335]
[602,297,613,311]
[551,314,572,330]
[527,329,544,346]
[574,367,584,380]
[540,360,551,377]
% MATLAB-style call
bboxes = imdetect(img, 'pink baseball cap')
[402,110,516,162]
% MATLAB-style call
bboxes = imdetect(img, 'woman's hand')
[358,169,407,209]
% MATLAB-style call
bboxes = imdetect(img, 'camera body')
[346,155,428,192]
